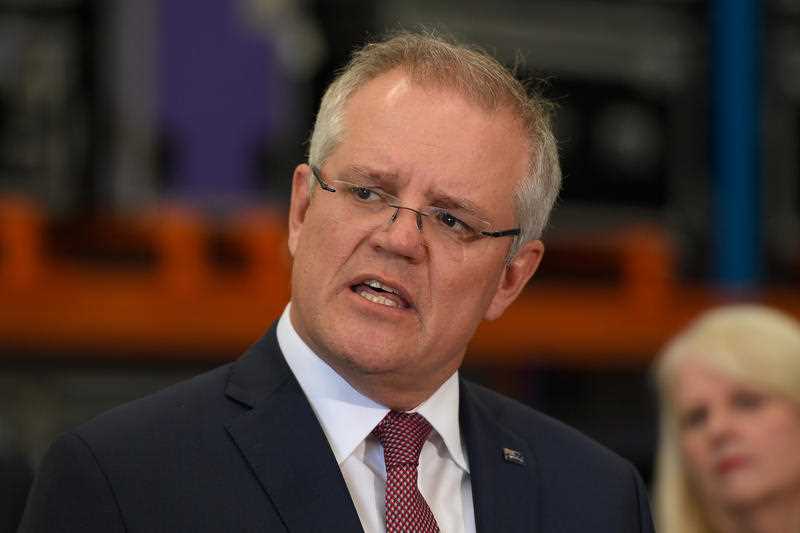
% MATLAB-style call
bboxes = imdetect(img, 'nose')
[369,206,426,261]
[706,408,736,447]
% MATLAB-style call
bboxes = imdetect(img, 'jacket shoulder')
[462,380,654,532]
[73,362,237,448]
[463,380,634,474]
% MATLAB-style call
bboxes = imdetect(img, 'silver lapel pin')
[502,447,525,465]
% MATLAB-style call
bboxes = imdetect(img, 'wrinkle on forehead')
[343,163,492,220]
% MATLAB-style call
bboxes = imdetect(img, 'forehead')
[672,360,784,412]
[328,70,529,211]
[674,362,739,404]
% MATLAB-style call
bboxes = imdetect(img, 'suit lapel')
[224,327,363,532]
[460,381,540,533]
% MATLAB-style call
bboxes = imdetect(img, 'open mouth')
[351,279,411,309]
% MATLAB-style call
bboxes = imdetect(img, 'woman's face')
[675,361,800,511]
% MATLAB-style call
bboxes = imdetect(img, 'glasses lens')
[314,180,396,241]
[424,207,489,245]
[318,180,392,229]
[315,179,484,262]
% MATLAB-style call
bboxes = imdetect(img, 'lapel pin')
[502,447,525,465]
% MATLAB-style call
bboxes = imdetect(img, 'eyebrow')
[345,164,491,217]
[345,165,398,185]
[427,190,489,220]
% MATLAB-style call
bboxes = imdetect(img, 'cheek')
[757,412,800,467]
[679,435,710,474]
[292,226,349,302]
[297,213,360,264]
[442,250,503,290]
[679,437,722,502]
[429,261,500,313]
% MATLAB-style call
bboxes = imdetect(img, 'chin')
[335,337,415,376]
[718,481,774,509]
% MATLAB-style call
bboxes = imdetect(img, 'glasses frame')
[309,165,520,240]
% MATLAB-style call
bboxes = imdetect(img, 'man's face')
[288,70,543,407]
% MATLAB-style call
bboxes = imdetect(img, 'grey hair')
[307,31,561,258]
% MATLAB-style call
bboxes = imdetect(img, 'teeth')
[364,279,399,295]
[358,290,398,307]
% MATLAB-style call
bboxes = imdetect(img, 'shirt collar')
[276,303,469,473]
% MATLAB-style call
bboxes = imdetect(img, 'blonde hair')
[652,304,800,533]
[307,30,561,258]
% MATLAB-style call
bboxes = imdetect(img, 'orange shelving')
[2,196,798,366]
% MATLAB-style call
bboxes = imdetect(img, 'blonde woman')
[653,304,800,533]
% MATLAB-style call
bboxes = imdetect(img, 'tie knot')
[373,411,433,469]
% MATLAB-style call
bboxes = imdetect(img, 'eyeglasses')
[309,165,519,258]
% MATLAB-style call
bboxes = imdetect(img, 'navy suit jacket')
[20,325,654,532]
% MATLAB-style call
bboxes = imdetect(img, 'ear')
[484,239,544,321]
[288,164,313,257]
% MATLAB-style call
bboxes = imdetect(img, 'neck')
[338,363,457,412]
[708,492,800,533]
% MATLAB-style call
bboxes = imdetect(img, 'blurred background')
[1,0,799,527]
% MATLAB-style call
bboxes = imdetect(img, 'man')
[20,32,654,532]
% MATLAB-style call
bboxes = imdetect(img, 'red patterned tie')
[373,411,440,533]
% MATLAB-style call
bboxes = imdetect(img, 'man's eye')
[441,212,458,227]
[437,211,468,231]
[350,186,379,202]
[439,211,464,230]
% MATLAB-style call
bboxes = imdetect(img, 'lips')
[716,455,749,475]
[350,276,413,309]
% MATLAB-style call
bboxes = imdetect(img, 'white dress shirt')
[277,304,476,533]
